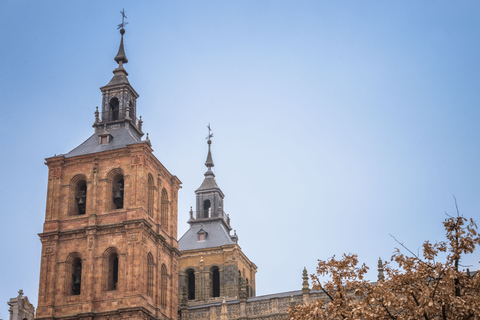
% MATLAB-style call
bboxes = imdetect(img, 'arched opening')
[128,100,135,119]
[161,189,168,228]
[107,252,119,291]
[147,253,154,297]
[203,199,211,218]
[211,266,220,298]
[112,175,124,209]
[161,265,168,307]
[147,174,154,217]
[75,180,87,215]
[186,269,195,300]
[109,97,119,121]
[71,257,82,295]
[246,278,250,298]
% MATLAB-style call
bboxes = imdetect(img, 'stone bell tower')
[36,18,181,320]
[177,128,257,306]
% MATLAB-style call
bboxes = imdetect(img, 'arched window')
[203,200,211,218]
[107,251,119,291]
[161,264,168,307]
[246,278,250,298]
[147,253,154,297]
[147,174,154,218]
[75,180,87,215]
[211,266,220,298]
[161,189,168,228]
[128,100,135,119]
[109,97,119,121]
[71,257,82,295]
[112,174,124,209]
[186,269,195,300]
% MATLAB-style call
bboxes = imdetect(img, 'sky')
[1,1,480,317]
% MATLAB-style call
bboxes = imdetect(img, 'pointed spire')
[377,257,385,282]
[115,9,129,68]
[205,124,215,174]
[114,28,128,67]
[302,267,310,295]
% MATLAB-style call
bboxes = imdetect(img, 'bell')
[77,196,85,205]
[114,190,123,200]
[74,275,81,285]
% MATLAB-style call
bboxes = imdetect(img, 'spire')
[114,28,128,67]
[205,124,215,175]
[302,267,310,294]
[377,257,385,282]
[114,9,129,67]
[302,267,310,304]
[103,10,131,88]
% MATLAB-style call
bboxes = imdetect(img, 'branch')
[380,301,397,320]
[318,284,346,319]
[410,291,430,320]
[390,234,435,270]
[318,284,335,302]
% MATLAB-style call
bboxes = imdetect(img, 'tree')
[289,211,480,319]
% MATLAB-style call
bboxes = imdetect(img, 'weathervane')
[117,8,128,30]
[206,123,214,141]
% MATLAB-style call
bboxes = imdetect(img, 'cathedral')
[6,23,324,320]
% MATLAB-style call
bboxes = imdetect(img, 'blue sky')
[1,1,480,316]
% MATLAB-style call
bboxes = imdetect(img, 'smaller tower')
[178,127,257,305]
[194,132,225,220]
[95,25,142,140]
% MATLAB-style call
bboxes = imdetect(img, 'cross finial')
[206,123,214,141]
[117,8,129,30]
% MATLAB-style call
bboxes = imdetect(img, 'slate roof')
[104,68,130,87]
[64,127,142,158]
[178,219,236,251]
[196,175,220,192]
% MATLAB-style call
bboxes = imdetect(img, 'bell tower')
[95,26,143,140]
[177,128,257,306]
[36,18,181,320]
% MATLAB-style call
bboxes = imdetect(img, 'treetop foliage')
[289,213,480,320]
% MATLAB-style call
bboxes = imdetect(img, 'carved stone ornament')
[88,238,94,249]
[132,154,142,165]
[50,168,60,178]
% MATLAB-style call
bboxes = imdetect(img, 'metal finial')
[206,123,214,143]
[117,8,129,30]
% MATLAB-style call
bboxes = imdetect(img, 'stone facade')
[179,244,257,304]
[36,27,181,320]
[178,281,324,320]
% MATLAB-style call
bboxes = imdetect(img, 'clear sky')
[1,1,480,317]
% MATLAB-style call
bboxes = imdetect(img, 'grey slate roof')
[104,68,130,87]
[196,175,220,192]
[64,127,142,158]
[178,219,236,251]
